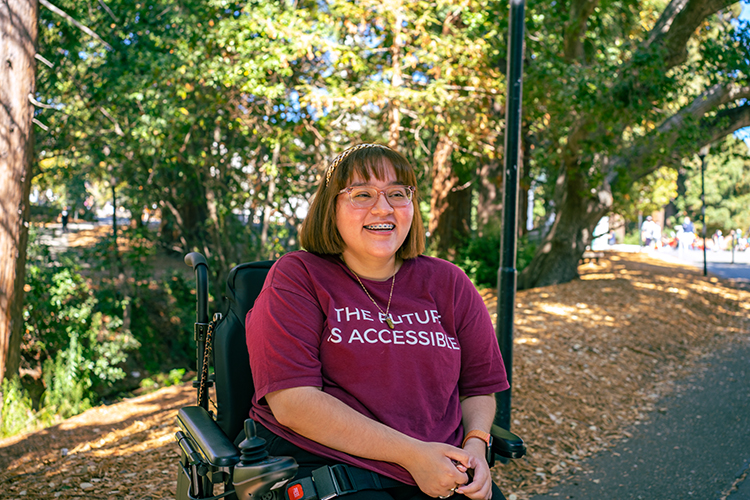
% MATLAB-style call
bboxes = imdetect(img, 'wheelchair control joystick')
[239,419,269,464]
[233,419,299,500]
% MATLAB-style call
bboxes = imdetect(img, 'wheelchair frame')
[174,252,526,500]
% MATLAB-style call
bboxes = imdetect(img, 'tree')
[518,0,750,288]
[0,0,38,384]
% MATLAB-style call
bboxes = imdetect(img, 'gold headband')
[325,143,391,186]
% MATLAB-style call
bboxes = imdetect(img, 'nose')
[371,191,395,213]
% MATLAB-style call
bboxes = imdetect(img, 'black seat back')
[213,260,274,440]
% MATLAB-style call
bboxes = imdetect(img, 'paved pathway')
[528,247,750,499]
[529,340,750,500]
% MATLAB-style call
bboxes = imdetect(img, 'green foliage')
[0,378,37,438]
[615,167,678,222]
[457,229,537,288]
[23,237,139,415]
[128,270,196,373]
[139,368,187,393]
[679,137,750,234]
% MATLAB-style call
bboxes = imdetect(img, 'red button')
[288,484,304,500]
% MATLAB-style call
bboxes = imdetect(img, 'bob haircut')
[300,145,425,259]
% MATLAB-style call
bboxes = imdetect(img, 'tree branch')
[563,0,599,62]
[39,0,113,50]
[705,103,750,143]
[610,95,750,182]
[660,82,750,134]
[97,0,117,22]
[643,0,735,69]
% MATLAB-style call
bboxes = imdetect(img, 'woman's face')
[335,161,414,272]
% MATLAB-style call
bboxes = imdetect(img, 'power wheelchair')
[174,252,526,500]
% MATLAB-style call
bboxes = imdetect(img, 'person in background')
[681,217,695,251]
[246,144,509,500]
[61,206,69,233]
[712,230,724,252]
[641,216,659,249]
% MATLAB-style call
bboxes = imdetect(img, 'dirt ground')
[1,252,748,500]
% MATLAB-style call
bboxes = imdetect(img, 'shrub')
[457,229,538,288]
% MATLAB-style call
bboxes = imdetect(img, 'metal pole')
[495,0,525,431]
[700,153,707,276]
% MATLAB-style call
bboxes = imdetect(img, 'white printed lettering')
[405,331,418,345]
[402,313,415,324]
[392,330,404,345]
[435,332,447,347]
[328,328,342,343]
[378,329,392,344]
[345,307,361,321]
[418,331,430,345]
[430,310,441,323]
[364,328,379,343]
[334,308,345,322]
[361,309,373,321]
[349,329,365,343]
[414,311,430,324]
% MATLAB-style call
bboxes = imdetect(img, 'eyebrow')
[349,180,406,187]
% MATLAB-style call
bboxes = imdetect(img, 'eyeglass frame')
[338,185,416,209]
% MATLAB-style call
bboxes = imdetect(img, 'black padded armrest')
[490,424,526,459]
[177,406,240,467]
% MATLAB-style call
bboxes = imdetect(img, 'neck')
[340,253,399,281]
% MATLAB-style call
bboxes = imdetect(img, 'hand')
[401,442,471,498]
[455,440,493,500]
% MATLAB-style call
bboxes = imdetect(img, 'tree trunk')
[428,136,472,260]
[261,141,280,259]
[388,4,404,148]
[475,160,503,236]
[0,0,38,384]
[517,169,610,289]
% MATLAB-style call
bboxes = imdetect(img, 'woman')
[246,144,509,500]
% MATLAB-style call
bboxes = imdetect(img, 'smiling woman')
[244,144,511,500]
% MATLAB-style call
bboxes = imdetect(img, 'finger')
[452,460,468,473]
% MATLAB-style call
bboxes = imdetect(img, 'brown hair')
[299,145,425,259]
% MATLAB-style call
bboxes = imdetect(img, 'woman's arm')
[456,394,496,500]
[265,386,472,498]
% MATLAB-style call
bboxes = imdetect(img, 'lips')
[364,223,395,231]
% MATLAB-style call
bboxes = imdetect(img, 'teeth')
[365,223,395,230]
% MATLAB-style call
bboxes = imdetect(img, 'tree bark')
[475,160,503,235]
[0,0,38,384]
[428,136,472,260]
[518,170,610,289]
[519,0,743,289]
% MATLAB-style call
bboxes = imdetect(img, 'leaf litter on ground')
[1,251,748,499]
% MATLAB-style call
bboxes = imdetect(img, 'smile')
[364,223,395,231]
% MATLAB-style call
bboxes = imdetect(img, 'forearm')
[456,394,496,500]
[266,386,473,497]
[265,386,420,467]
[460,394,496,436]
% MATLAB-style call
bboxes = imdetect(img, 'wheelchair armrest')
[177,406,241,467]
[490,424,526,459]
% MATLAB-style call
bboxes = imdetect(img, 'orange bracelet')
[462,429,491,448]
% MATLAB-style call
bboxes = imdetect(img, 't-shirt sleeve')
[453,269,510,397]
[246,257,327,402]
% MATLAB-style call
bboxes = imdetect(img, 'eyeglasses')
[339,185,415,209]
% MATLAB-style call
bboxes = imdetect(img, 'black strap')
[288,464,404,500]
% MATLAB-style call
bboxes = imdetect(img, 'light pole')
[698,145,710,277]
[496,0,525,432]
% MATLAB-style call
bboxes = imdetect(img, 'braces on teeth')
[367,224,394,230]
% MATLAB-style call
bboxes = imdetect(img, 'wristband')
[462,429,491,448]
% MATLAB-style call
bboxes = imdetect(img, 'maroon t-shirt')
[246,251,509,484]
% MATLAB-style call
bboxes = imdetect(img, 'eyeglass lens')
[348,187,412,208]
